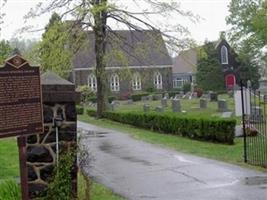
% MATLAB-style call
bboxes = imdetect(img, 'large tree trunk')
[93,0,107,118]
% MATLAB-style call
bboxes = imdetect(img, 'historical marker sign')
[0,54,43,138]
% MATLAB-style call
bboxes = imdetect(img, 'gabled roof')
[173,48,197,74]
[72,30,172,69]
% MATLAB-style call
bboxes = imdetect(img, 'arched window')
[221,45,228,64]
[110,73,120,91]
[132,73,142,90]
[88,74,97,91]
[154,71,162,89]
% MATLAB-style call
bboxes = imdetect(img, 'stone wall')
[26,72,80,199]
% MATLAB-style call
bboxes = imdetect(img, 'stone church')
[72,30,173,98]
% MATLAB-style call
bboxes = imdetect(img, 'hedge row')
[88,96,117,103]
[86,110,236,144]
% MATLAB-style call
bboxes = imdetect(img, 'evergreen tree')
[196,42,225,91]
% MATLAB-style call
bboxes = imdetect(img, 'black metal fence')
[241,82,267,167]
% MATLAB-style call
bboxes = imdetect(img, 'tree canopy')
[38,12,73,78]
[0,40,12,65]
[226,0,267,79]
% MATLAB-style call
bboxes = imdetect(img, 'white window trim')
[110,73,120,92]
[154,72,163,89]
[221,45,229,64]
[88,74,97,91]
[132,73,142,91]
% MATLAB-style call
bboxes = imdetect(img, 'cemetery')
[1,0,267,199]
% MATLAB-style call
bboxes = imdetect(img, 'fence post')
[240,80,248,163]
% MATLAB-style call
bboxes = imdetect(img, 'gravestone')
[143,104,150,112]
[209,92,218,101]
[200,98,208,109]
[161,97,168,107]
[153,94,162,100]
[164,93,169,99]
[251,106,263,122]
[110,102,115,111]
[155,106,164,112]
[141,96,148,101]
[172,99,181,112]
[127,99,133,105]
[218,99,228,112]
[148,95,153,101]
[26,72,80,199]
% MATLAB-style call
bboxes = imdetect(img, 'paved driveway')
[78,121,267,200]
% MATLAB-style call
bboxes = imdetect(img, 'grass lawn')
[0,138,19,180]
[78,114,266,172]
[0,138,124,200]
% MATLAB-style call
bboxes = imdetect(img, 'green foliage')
[196,42,225,91]
[76,85,95,104]
[226,0,266,78]
[0,180,21,200]
[0,40,12,65]
[39,13,72,78]
[86,110,236,144]
[76,106,84,115]
[44,153,74,200]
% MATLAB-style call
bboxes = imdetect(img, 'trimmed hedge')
[86,110,236,144]
[88,96,117,103]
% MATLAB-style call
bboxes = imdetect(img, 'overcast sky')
[0,0,231,44]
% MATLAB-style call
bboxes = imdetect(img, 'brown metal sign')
[0,54,43,138]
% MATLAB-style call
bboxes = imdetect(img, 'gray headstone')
[222,112,233,118]
[200,98,208,109]
[164,93,169,99]
[153,94,162,100]
[155,106,164,112]
[172,99,181,112]
[174,94,181,99]
[250,106,263,122]
[218,99,228,112]
[148,95,153,101]
[143,104,150,112]
[110,102,115,111]
[141,96,148,101]
[127,99,133,105]
[161,97,168,107]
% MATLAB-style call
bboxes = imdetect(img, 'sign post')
[0,54,43,200]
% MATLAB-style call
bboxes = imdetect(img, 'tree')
[25,0,196,118]
[0,40,12,65]
[196,42,225,91]
[226,0,267,80]
[38,12,72,78]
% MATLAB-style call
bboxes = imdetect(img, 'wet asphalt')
[78,121,267,200]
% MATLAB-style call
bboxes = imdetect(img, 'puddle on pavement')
[121,156,152,166]
[244,176,267,186]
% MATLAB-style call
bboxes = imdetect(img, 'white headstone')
[234,88,250,116]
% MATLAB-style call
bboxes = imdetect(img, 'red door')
[225,74,236,89]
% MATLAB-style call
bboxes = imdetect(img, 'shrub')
[76,85,95,103]
[0,180,21,200]
[76,106,84,115]
[44,153,75,200]
[130,93,150,102]
[86,110,236,144]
